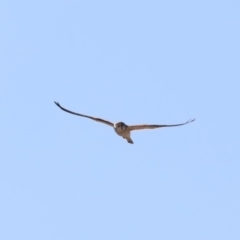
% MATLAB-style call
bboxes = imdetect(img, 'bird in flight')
[54,101,195,144]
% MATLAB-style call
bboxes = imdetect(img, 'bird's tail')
[126,138,134,144]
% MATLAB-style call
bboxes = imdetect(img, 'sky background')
[1,1,240,239]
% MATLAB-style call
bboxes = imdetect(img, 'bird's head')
[114,122,127,131]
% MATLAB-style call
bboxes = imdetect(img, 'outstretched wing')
[128,118,196,131]
[54,101,114,127]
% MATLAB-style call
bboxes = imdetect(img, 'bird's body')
[54,101,195,144]
[114,122,133,143]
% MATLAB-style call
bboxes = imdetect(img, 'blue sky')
[1,1,240,239]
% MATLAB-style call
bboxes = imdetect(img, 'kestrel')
[54,101,195,144]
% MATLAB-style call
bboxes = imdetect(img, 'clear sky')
[1,1,240,239]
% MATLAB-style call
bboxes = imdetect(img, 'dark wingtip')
[54,101,60,107]
[188,118,196,124]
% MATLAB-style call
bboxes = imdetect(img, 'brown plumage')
[54,101,195,144]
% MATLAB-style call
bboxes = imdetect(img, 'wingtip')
[54,101,60,107]
[189,118,196,123]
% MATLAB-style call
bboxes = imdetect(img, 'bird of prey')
[54,101,195,144]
